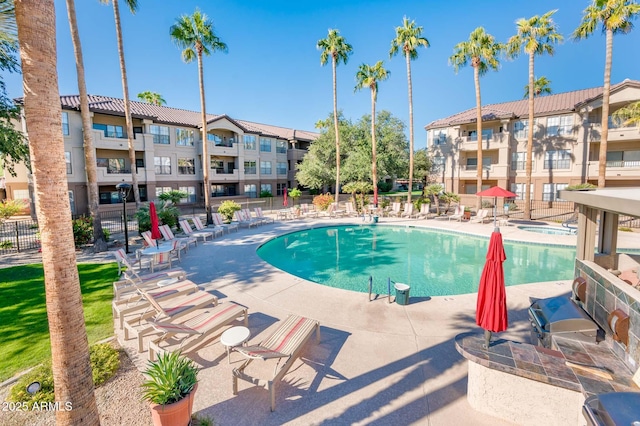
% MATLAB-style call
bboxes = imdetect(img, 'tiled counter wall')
[576,259,640,370]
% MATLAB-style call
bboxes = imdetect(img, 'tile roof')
[57,94,318,140]
[425,79,640,129]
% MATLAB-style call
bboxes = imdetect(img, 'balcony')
[209,168,238,182]
[91,129,146,151]
[287,148,307,162]
[458,164,509,179]
[588,123,640,142]
[207,141,239,156]
[97,167,146,183]
[458,132,508,151]
[588,160,640,178]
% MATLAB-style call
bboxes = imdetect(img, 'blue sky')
[4,0,639,149]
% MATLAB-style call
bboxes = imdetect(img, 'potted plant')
[464,207,472,221]
[141,351,199,426]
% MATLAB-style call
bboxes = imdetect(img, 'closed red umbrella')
[476,230,508,348]
[283,189,288,207]
[149,202,162,248]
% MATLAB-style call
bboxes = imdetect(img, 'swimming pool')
[257,225,576,297]
[517,226,576,236]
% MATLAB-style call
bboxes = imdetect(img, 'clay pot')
[149,383,197,426]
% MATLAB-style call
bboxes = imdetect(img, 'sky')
[4,0,640,150]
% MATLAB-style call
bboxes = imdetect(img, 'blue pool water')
[518,226,576,236]
[257,225,576,296]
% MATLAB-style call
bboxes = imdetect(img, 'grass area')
[0,263,119,382]
[381,190,423,197]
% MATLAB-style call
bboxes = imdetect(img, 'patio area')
[112,215,639,425]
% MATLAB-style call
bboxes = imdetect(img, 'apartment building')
[425,79,640,203]
[2,95,317,215]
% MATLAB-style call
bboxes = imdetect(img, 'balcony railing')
[606,160,640,168]
[107,168,131,174]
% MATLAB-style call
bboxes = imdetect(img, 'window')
[93,123,125,138]
[211,159,224,173]
[276,162,287,175]
[511,152,527,170]
[108,158,126,174]
[260,161,272,175]
[510,183,534,200]
[276,140,287,154]
[150,125,170,144]
[244,135,256,150]
[176,128,194,146]
[514,120,528,139]
[260,137,272,152]
[542,183,568,201]
[430,129,447,146]
[65,151,72,174]
[178,186,197,203]
[468,129,493,141]
[211,185,225,197]
[244,161,256,174]
[544,150,571,170]
[244,184,257,198]
[62,112,69,135]
[154,156,171,174]
[276,183,287,196]
[465,157,491,170]
[432,156,445,172]
[135,158,145,171]
[155,187,172,198]
[178,158,195,175]
[261,184,272,195]
[546,115,574,137]
[607,150,640,168]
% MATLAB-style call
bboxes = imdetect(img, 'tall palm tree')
[102,0,141,208]
[573,0,640,188]
[137,90,166,106]
[170,9,227,224]
[317,29,353,205]
[507,10,563,220]
[612,100,640,127]
[523,76,553,99]
[449,27,504,210]
[390,17,429,205]
[15,0,100,423]
[354,61,390,206]
[65,0,108,252]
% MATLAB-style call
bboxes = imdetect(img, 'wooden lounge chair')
[147,302,248,361]
[192,216,224,238]
[232,314,320,411]
[123,288,218,353]
[212,213,239,233]
[179,219,214,243]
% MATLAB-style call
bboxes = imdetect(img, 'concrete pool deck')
[111,215,639,425]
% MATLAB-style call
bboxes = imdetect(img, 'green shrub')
[73,216,94,246]
[413,197,430,211]
[217,200,241,223]
[0,199,25,222]
[313,193,334,211]
[0,240,13,249]
[135,201,180,232]
[482,200,494,209]
[378,180,393,193]
[288,188,302,206]
[619,226,633,232]
[158,190,188,205]
[565,183,596,191]
[259,190,273,198]
[8,343,120,408]
[505,202,519,212]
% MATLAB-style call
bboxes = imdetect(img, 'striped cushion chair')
[147,302,248,361]
[160,224,197,250]
[253,207,274,224]
[192,216,224,238]
[232,315,320,411]
[212,213,239,233]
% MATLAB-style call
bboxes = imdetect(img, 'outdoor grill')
[583,392,640,425]
[528,295,599,348]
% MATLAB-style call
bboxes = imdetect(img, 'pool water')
[257,225,576,297]
[517,226,576,236]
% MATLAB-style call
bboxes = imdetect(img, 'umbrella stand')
[484,329,492,349]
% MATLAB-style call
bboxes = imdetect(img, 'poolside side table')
[220,326,250,364]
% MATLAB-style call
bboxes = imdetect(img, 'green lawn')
[0,263,119,382]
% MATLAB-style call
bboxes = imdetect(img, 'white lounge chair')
[449,205,465,222]
[179,219,214,243]
[192,216,224,238]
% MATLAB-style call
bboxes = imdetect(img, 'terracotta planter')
[149,383,197,426]
[464,211,471,220]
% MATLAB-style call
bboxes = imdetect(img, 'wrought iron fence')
[0,218,40,255]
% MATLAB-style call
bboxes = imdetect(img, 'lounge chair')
[345,202,359,217]
[330,203,346,218]
[415,204,432,220]
[232,314,321,411]
[400,202,416,219]
[147,302,248,361]
[448,205,465,221]
[123,288,218,352]
[192,216,224,238]
[470,209,490,223]
[254,207,274,224]
[213,213,239,233]
[112,247,141,274]
[242,209,262,226]
[160,224,197,250]
[179,219,214,243]
[387,202,402,217]
[234,210,259,228]
[300,203,318,218]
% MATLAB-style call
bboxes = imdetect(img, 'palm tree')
[449,27,504,210]
[102,0,141,208]
[170,9,227,224]
[65,0,108,251]
[137,90,166,106]
[573,0,640,188]
[354,61,390,206]
[390,17,429,205]
[612,100,640,127]
[317,29,353,205]
[15,0,100,423]
[507,10,563,220]
[523,76,553,99]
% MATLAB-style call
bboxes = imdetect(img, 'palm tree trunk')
[524,53,535,220]
[332,57,340,205]
[15,0,100,423]
[371,87,377,205]
[197,49,212,224]
[113,0,140,208]
[598,28,612,189]
[406,51,414,204]
[65,0,107,252]
[473,64,483,211]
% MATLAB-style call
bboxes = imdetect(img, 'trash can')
[394,283,410,305]
[373,216,379,223]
